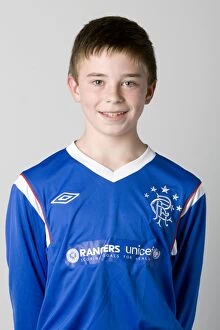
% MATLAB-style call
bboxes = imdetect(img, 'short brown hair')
[68,16,157,85]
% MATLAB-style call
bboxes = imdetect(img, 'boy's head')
[68,16,157,86]
[67,16,157,139]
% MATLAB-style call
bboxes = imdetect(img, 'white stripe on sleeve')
[15,175,51,247]
[181,184,205,218]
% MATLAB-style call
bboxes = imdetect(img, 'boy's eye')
[92,80,103,86]
[123,81,137,87]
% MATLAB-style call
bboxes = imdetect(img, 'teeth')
[101,112,126,117]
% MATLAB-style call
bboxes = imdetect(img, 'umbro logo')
[51,192,80,204]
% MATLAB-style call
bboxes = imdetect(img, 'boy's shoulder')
[22,147,69,180]
[156,151,200,179]
[152,151,202,195]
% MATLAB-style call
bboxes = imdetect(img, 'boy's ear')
[145,80,157,104]
[67,74,81,103]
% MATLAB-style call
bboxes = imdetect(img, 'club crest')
[144,185,182,228]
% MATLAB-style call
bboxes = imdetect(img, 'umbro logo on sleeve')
[51,192,80,204]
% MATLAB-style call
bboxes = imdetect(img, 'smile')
[98,111,128,118]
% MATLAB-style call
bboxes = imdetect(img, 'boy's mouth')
[98,111,128,118]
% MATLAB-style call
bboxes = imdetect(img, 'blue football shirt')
[6,141,206,330]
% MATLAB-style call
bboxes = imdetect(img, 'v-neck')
[66,140,156,183]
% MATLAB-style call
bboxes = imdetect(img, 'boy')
[6,16,206,330]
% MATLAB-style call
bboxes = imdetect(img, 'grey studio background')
[0,1,219,329]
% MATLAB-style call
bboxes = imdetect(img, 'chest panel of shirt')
[47,166,181,258]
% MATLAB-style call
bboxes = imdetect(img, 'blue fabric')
[6,148,206,330]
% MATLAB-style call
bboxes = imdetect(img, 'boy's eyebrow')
[86,73,143,78]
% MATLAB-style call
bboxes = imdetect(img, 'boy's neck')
[75,132,148,171]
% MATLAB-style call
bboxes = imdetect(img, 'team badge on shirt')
[144,185,182,228]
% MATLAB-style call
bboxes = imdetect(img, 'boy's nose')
[105,86,124,103]
[106,97,123,103]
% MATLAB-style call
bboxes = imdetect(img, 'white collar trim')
[66,141,156,182]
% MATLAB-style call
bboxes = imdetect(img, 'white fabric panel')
[171,239,178,256]
[15,175,51,247]
[181,184,205,218]
[66,141,156,182]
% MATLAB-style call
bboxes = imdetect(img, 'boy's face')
[68,49,156,139]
